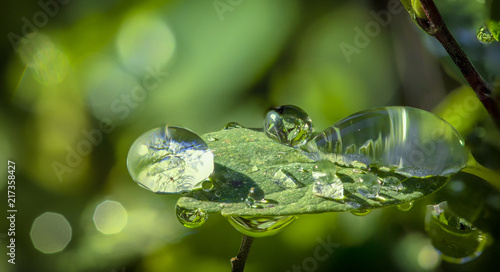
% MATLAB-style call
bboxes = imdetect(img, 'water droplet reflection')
[350,209,372,216]
[397,202,413,212]
[30,212,72,254]
[425,201,488,264]
[127,126,214,193]
[176,206,208,228]
[226,215,296,237]
[477,25,494,44]
[93,200,128,234]
[264,105,313,147]
[312,160,344,200]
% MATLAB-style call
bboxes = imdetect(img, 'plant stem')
[231,235,254,272]
[463,154,500,191]
[415,0,500,129]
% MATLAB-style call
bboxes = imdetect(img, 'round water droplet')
[274,169,301,189]
[226,215,296,237]
[350,209,371,216]
[477,25,494,44]
[382,176,404,192]
[425,201,488,264]
[356,174,381,199]
[127,126,214,193]
[176,206,208,228]
[264,105,313,147]
[223,122,244,130]
[201,179,214,192]
[397,202,413,212]
[312,160,344,200]
[304,107,469,177]
[206,135,219,142]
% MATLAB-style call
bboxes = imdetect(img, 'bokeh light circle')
[93,200,128,234]
[30,212,72,254]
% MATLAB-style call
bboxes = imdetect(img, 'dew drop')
[312,160,344,200]
[206,136,219,142]
[226,215,296,237]
[355,174,381,199]
[223,122,244,130]
[127,126,214,193]
[350,209,372,216]
[215,190,222,197]
[264,105,313,147]
[382,176,404,192]
[273,169,301,189]
[304,107,469,178]
[477,25,494,44]
[201,179,214,192]
[175,206,208,228]
[397,202,413,212]
[425,201,488,264]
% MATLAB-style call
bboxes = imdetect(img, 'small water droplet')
[201,179,214,192]
[214,190,222,197]
[312,160,344,200]
[127,126,214,193]
[382,176,404,192]
[397,202,413,212]
[425,201,488,264]
[226,215,296,237]
[477,25,494,44]
[274,169,301,189]
[350,209,371,216]
[248,165,259,172]
[175,206,208,228]
[223,122,244,130]
[264,105,313,147]
[356,174,381,199]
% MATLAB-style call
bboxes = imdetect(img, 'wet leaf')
[176,128,451,216]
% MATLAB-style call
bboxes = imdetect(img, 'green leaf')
[176,128,450,216]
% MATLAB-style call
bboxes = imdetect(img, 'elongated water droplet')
[226,215,296,237]
[274,169,301,189]
[304,107,468,177]
[223,122,244,130]
[176,206,208,228]
[264,105,313,147]
[355,174,381,199]
[477,25,494,44]
[350,209,371,216]
[425,201,488,264]
[312,160,344,200]
[397,202,413,212]
[127,126,214,193]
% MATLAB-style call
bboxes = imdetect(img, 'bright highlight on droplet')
[127,126,214,193]
[93,200,128,235]
[30,212,72,254]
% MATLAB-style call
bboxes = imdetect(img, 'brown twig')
[231,235,254,272]
[415,0,500,129]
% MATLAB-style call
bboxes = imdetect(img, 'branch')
[414,0,500,129]
[231,235,254,272]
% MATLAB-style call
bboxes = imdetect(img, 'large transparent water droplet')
[273,169,301,189]
[176,206,208,228]
[226,215,296,237]
[425,201,488,264]
[312,160,344,200]
[264,105,313,147]
[383,176,404,192]
[127,126,214,193]
[304,107,468,177]
[355,174,381,199]
[477,25,494,44]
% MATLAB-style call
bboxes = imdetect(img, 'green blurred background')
[1,0,500,271]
